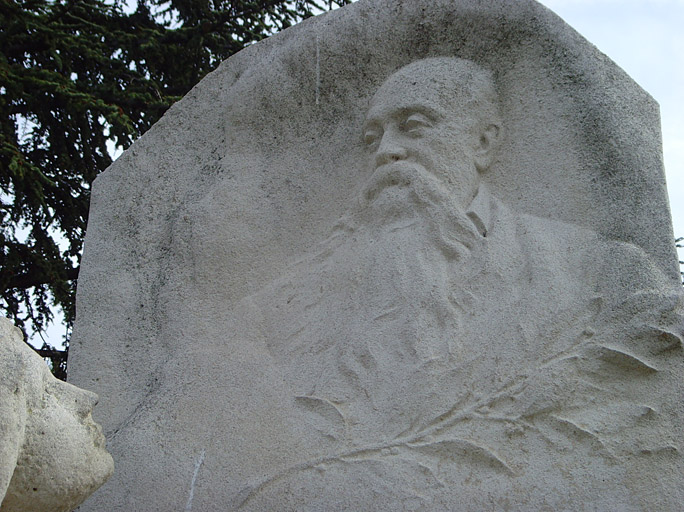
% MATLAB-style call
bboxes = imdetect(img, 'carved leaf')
[407,438,515,475]
[294,395,346,440]
[581,344,658,374]
[639,325,683,355]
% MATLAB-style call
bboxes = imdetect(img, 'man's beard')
[344,160,482,261]
[258,164,486,442]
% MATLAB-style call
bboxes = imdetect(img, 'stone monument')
[69,0,684,510]
[0,319,113,512]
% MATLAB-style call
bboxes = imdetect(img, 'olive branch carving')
[237,290,682,508]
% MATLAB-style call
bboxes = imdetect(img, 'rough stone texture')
[0,318,113,512]
[69,0,684,510]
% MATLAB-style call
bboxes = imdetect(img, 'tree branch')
[4,266,79,291]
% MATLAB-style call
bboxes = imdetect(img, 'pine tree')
[0,0,349,379]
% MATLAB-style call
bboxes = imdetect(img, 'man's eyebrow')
[363,104,443,128]
[398,104,442,120]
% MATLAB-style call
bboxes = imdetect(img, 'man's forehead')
[366,68,470,121]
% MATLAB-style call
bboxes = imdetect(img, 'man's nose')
[71,387,99,418]
[375,130,408,167]
[54,380,99,418]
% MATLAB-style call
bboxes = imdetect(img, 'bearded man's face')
[361,63,485,217]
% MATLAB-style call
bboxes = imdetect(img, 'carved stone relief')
[68,1,684,510]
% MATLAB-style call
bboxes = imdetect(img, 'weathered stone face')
[68,0,683,510]
[0,319,113,512]
[361,57,498,212]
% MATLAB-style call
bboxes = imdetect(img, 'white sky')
[537,0,684,250]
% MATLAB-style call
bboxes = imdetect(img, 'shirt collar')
[466,183,494,237]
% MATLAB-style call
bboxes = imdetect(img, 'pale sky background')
[37,0,684,352]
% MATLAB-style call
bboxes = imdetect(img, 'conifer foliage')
[1,0,348,378]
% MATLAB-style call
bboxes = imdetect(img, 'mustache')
[362,161,447,206]
[338,162,484,262]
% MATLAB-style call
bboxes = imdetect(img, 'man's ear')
[474,122,501,172]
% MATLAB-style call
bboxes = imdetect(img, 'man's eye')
[364,130,381,147]
[403,113,432,133]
